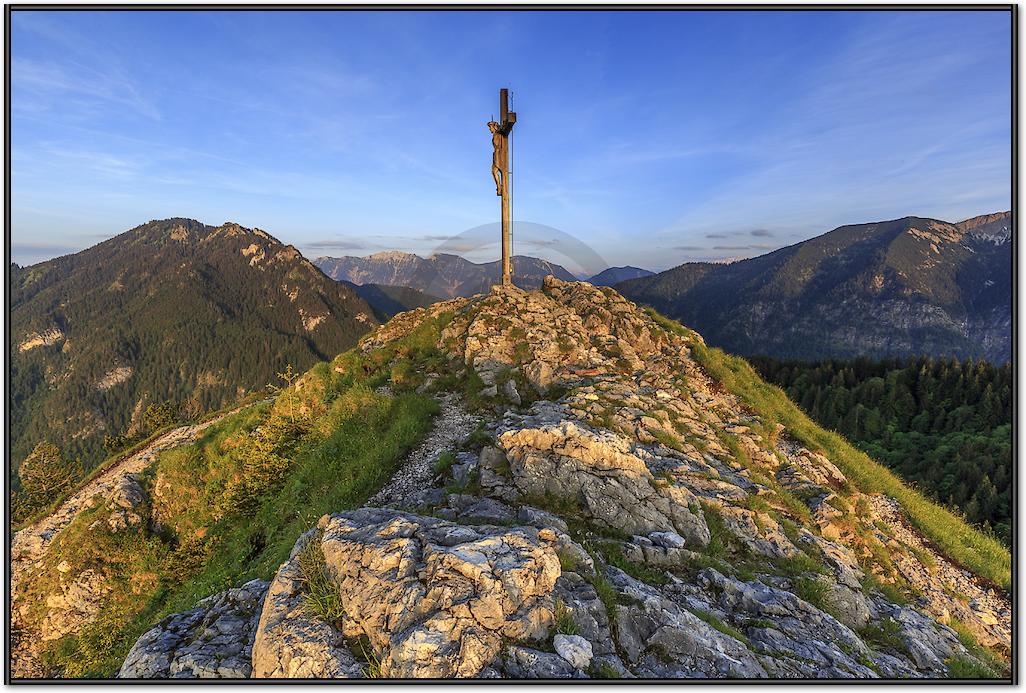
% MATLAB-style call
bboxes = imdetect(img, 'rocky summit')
[13,277,1010,680]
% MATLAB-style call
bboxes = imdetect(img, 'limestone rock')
[553,634,593,670]
[41,570,108,642]
[251,509,562,679]
[503,646,578,678]
[119,580,269,679]
[251,530,366,678]
[497,412,708,547]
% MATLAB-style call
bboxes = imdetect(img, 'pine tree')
[18,441,80,509]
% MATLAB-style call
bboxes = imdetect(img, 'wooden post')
[498,88,516,286]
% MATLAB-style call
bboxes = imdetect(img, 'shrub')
[143,401,180,433]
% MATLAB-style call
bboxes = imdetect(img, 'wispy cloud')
[13,57,159,121]
[302,238,368,252]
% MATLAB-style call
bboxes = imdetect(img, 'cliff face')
[618,212,1012,363]
[12,279,1009,680]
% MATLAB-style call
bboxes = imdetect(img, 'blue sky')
[11,9,1011,271]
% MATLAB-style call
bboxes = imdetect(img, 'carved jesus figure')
[488,120,504,196]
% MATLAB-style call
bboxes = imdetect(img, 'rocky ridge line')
[29,278,1011,679]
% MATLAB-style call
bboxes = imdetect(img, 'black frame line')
[3,2,1017,685]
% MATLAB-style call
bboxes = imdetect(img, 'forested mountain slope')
[751,356,1011,544]
[617,213,1011,362]
[348,282,441,318]
[10,218,377,484]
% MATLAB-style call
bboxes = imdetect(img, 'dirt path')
[11,404,261,594]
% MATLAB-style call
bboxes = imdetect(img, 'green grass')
[589,660,622,679]
[432,450,457,476]
[554,600,580,636]
[594,540,669,586]
[858,617,906,654]
[672,323,1010,591]
[700,502,734,559]
[792,576,831,613]
[690,608,750,646]
[945,655,1000,680]
[459,422,494,451]
[948,618,1007,679]
[772,541,830,578]
[36,355,439,678]
[297,531,346,625]
[557,547,584,573]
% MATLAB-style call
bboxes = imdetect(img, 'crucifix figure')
[488,121,505,196]
[489,88,516,286]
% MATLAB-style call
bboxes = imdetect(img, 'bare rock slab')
[253,509,562,679]
[119,579,269,679]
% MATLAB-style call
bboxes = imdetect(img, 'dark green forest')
[10,219,376,490]
[751,355,1011,545]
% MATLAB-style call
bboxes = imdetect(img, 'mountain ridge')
[617,212,1011,362]
[10,217,377,479]
[587,265,654,286]
[314,250,579,298]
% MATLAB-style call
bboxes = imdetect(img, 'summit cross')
[488,88,517,287]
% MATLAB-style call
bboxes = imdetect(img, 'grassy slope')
[644,309,1010,590]
[33,315,454,678]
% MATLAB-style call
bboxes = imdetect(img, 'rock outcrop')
[253,509,562,678]
[119,580,269,678]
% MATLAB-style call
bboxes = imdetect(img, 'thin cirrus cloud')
[302,239,369,252]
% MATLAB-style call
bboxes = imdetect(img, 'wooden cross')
[490,88,516,286]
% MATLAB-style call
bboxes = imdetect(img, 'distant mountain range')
[587,266,655,285]
[314,251,578,298]
[10,218,377,472]
[349,283,441,318]
[618,212,1011,362]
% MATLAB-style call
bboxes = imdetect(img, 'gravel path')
[368,392,482,508]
